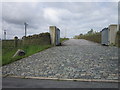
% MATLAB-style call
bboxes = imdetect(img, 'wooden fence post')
[14,36,18,47]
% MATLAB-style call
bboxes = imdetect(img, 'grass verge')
[2,45,52,66]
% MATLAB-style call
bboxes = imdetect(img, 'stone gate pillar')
[49,26,60,46]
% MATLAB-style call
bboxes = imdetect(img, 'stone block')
[13,49,25,57]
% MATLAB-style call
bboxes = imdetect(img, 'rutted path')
[2,39,119,81]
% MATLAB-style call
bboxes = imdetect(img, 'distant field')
[60,38,69,43]
[74,32,101,44]
[2,45,52,66]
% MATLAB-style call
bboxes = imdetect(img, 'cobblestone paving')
[2,39,119,80]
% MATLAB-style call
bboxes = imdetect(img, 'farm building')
[101,24,119,45]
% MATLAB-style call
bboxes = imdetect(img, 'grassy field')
[2,45,52,66]
[74,32,101,43]
[60,38,69,43]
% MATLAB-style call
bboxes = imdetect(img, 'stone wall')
[2,39,22,48]
[2,32,51,48]
[22,32,51,45]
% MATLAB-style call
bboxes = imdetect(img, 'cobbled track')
[2,39,119,80]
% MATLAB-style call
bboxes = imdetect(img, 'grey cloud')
[1,2,118,39]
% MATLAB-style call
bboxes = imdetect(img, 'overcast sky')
[1,2,118,39]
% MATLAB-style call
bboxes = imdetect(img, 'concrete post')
[22,36,26,46]
[49,26,60,46]
[108,25,118,45]
[49,26,56,46]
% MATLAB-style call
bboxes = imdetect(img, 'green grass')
[2,45,52,66]
[60,38,69,43]
[74,32,101,43]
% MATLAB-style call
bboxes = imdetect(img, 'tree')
[87,29,94,34]
[79,33,83,36]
